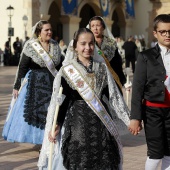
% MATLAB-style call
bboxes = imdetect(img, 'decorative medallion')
[76,79,84,88]
[125,0,135,18]
[39,49,44,54]
[68,0,72,4]
[68,68,74,74]
[62,0,77,15]
[101,0,108,12]
[128,0,132,7]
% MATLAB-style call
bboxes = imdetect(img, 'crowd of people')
[1,14,170,170]
[3,36,29,66]
[115,34,147,73]
[2,35,67,67]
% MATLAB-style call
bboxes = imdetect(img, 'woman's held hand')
[12,89,19,99]
[48,124,61,143]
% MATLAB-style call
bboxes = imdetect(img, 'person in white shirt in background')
[135,36,142,52]
[150,38,158,48]
[116,37,125,66]
[59,39,67,58]
[135,36,143,60]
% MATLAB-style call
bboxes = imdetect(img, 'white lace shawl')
[22,39,61,67]
[20,20,61,67]
[37,39,130,168]
[96,35,117,61]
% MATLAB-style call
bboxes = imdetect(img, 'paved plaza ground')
[0,66,151,170]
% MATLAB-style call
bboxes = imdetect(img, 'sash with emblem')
[31,41,58,77]
[63,63,122,146]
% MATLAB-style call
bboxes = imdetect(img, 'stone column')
[60,15,81,45]
[125,18,134,39]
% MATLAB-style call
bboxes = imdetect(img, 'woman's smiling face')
[75,32,95,60]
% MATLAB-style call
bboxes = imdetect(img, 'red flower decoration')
[76,79,84,88]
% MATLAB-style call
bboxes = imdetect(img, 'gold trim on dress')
[99,50,122,91]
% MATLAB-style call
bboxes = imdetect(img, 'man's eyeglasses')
[156,30,170,36]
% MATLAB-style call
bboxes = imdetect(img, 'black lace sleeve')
[13,53,31,90]
[57,77,72,126]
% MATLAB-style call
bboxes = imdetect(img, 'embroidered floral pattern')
[38,57,130,167]
[100,36,117,61]
[39,49,44,54]
[68,68,74,74]
[23,39,61,67]
[23,69,54,129]
[63,57,107,98]
[76,79,84,88]
[62,100,120,170]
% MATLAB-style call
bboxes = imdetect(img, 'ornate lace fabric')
[100,35,117,62]
[38,37,130,168]
[62,57,107,98]
[38,57,130,168]
[61,100,120,170]
[24,69,54,129]
[22,39,61,67]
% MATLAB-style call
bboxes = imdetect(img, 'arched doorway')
[79,4,96,28]
[112,7,126,39]
[48,2,62,41]
[112,10,120,38]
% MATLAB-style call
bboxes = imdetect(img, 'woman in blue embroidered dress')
[2,20,62,144]
[38,28,130,170]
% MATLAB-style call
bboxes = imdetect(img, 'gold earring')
[38,35,42,42]
[75,51,78,59]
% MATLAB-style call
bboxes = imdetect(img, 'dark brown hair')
[34,20,50,37]
[73,28,95,49]
[153,14,170,31]
[89,16,106,29]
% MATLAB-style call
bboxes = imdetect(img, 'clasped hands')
[128,119,143,135]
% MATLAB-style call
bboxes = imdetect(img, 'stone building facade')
[0,0,170,51]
